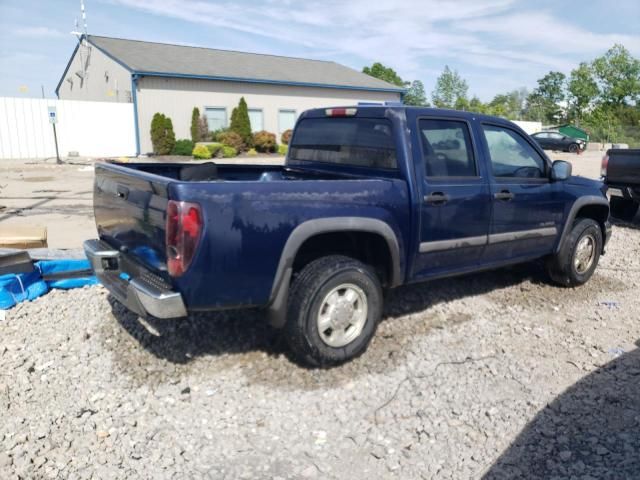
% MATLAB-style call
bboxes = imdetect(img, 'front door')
[480,123,565,262]
[412,117,492,279]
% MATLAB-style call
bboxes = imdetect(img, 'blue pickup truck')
[85,105,611,366]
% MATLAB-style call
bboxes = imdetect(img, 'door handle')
[494,190,514,201]
[424,192,450,205]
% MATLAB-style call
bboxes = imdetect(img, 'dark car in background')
[531,131,585,153]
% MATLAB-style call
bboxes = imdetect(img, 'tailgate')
[606,149,640,186]
[93,162,170,272]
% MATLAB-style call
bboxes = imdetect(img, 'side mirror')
[551,160,572,181]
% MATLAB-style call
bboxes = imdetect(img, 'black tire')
[609,196,639,221]
[284,255,383,367]
[568,143,579,153]
[546,218,602,287]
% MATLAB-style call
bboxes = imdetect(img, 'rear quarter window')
[289,117,397,169]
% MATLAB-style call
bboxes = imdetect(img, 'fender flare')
[267,217,402,328]
[555,196,610,254]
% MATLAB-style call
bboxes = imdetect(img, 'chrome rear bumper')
[83,239,187,319]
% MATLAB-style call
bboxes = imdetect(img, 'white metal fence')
[0,97,136,159]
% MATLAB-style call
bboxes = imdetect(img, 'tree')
[485,89,527,119]
[190,107,200,142]
[230,97,252,149]
[431,66,468,109]
[567,62,599,122]
[469,96,488,114]
[198,115,210,141]
[150,113,175,155]
[528,71,566,123]
[403,80,429,106]
[592,44,640,106]
[362,62,405,87]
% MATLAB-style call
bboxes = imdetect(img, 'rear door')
[480,123,564,261]
[410,115,492,278]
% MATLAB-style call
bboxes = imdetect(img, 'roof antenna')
[70,0,91,80]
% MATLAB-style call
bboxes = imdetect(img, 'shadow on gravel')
[611,216,640,232]
[484,342,640,479]
[105,260,626,389]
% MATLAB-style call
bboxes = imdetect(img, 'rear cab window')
[288,117,397,170]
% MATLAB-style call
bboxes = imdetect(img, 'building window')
[204,107,227,131]
[248,108,263,132]
[278,109,296,133]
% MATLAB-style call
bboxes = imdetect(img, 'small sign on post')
[47,106,57,124]
[48,106,61,163]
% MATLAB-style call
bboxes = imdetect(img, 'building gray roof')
[85,35,404,93]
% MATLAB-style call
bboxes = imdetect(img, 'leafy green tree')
[403,80,429,106]
[469,96,488,114]
[527,71,566,123]
[431,66,468,109]
[190,107,200,142]
[362,62,405,87]
[567,62,599,122]
[592,44,640,106]
[230,97,252,149]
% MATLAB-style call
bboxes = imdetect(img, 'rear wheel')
[609,196,639,221]
[546,218,602,287]
[284,255,383,367]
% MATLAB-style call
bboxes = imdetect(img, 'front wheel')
[546,218,602,287]
[568,143,579,153]
[284,255,383,367]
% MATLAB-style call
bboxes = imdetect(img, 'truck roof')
[301,104,514,126]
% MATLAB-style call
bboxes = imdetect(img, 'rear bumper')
[83,239,187,319]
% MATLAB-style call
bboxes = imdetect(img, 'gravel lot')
[2,214,639,479]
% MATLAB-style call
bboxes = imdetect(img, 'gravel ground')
[2,217,640,479]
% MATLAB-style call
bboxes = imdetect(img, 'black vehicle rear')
[602,149,640,221]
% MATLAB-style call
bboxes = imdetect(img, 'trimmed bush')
[173,139,194,156]
[281,129,293,145]
[253,130,277,153]
[190,107,200,142]
[192,144,212,160]
[222,146,237,158]
[204,142,223,157]
[216,131,244,151]
[247,148,258,157]
[150,113,176,155]
[278,144,288,156]
[229,97,252,149]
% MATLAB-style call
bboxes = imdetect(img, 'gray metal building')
[56,35,404,154]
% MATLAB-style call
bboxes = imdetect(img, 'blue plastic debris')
[0,258,98,310]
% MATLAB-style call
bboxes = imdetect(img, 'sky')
[1,0,639,100]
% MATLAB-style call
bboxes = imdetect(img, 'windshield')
[289,117,397,169]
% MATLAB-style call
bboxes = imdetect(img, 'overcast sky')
[1,0,639,100]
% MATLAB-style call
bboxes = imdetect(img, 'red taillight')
[325,107,357,117]
[601,154,609,177]
[166,200,202,277]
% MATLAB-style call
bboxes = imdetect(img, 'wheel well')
[292,231,393,286]
[575,203,609,238]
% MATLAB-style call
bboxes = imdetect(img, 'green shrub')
[222,145,237,158]
[281,129,293,145]
[190,107,200,142]
[247,148,258,157]
[217,131,244,151]
[150,113,176,155]
[253,130,277,153]
[173,139,194,156]
[211,128,228,141]
[229,97,252,149]
[278,144,288,156]
[204,142,223,157]
[192,144,212,159]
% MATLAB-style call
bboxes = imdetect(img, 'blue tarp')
[0,259,98,310]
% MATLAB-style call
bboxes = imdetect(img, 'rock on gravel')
[1,220,640,479]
